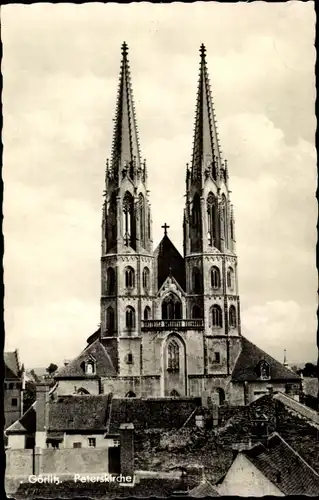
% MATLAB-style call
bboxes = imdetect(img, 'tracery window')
[139,193,146,248]
[192,267,202,294]
[211,305,223,328]
[211,266,221,288]
[229,305,237,328]
[123,191,135,248]
[125,266,135,289]
[167,340,180,372]
[192,304,201,319]
[106,267,116,295]
[144,306,151,320]
[142,267,150,291]
[125,307,136,329]
[162,293,182,320]
[106,307,115,333]
[227,267,234,289]
[207,193,217,246]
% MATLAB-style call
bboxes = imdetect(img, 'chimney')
[35,383,50,448]
[266,384,273,396]
[120,423,134,481]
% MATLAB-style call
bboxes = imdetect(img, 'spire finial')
[200,43,206,60]
[121,41,128,57]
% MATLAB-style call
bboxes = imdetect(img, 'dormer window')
[85,361,95,375]
[258,361,270,380]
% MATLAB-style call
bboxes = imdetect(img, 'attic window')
[258,361,270,380]
[85,361,95,375]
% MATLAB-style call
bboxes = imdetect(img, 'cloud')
[242,300,317,364]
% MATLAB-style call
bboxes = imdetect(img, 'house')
[51,42,301,405]
[4,350,25,429]
[217,432,319,496]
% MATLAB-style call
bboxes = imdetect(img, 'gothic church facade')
[55,43,300,405]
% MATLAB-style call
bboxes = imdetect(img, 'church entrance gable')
[163,334,186,396]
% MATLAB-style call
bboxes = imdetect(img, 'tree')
[23,380,36,413]
[46,363,58,375]
[301,362,318,378]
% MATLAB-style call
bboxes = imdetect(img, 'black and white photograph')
[2,1,318,498]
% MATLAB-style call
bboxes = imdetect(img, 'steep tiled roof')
[108,397,201,433]
[243,432,319,496]
[232,337,300,382]
[188,480,220,497]
[153,235,185,291]
[55,339,116,379]
[4,351,21,379]
[48,395,110,431]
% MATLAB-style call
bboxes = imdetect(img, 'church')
[55,43,300,405]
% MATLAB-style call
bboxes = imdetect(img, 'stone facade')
[54,43,301,405]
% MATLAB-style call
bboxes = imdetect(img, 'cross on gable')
[161,223,170,236]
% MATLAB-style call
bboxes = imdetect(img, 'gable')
[154,235,185,291]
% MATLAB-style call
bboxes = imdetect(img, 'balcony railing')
[141,319,204,331]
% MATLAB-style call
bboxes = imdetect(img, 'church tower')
[184,45,241,378]
[101,42,154,381]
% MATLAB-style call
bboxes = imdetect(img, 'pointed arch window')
[227,267,234,289]
[230,218,234,240]
[162,293,182,320]
[107,192,117,250]
[142,267,150,291]
[192,194,201,227]
[192,267,202,294]
[229,306,237,329]
[220,195,229,249]
[258,361,270,380]
[106,306,115,333]
[211,266,221,289]
[123,191,136,248]
[144,306,151,320]
[167,340,180,372]
[170,389,180,397]
[125,306,136,330]
[191,193,202,252]
[207,193,217,246]
[192,304,201,319]
[147,209,151,240]
[139,193,146,248]
[211,305,223,328]
[125,266,135,289]
[106,267,116,295]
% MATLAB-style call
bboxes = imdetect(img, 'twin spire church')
[56,43,300,405]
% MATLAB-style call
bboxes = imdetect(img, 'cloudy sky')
[2,2,317,368]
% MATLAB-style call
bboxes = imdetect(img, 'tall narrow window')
[139,193,145,248]
[192,304,201,319]
[107,192,117,251]
[147,209,151,240]
[167,340,180,372]
[106,267,116,295]
[227,267,234,289]
[211,266,221,289]
[230,218,234,240]
[142,267,150,291]
[125,266,135,289]
[211,305,223,328]
[207,193,217,246]
[123,191,136,248]
[192,267,201,294]
[144,306,151,320]
[191,193,202,252]
[107,307,115,333]
[229,306,237,328]
[221,195,228,249]
[125,307,136,329]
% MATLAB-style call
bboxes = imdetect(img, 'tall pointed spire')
[111,42,141,180]
[191,44,222,183]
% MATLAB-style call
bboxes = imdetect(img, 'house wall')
[56,379,100,396]
[42,448,109,474]
[6,449,33,476]
[247,382,286,403]
[5,448,110,476]
[63,434,117,449]
[217,453,284,497]
[4,382,23,429]
[7,434,25,450]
